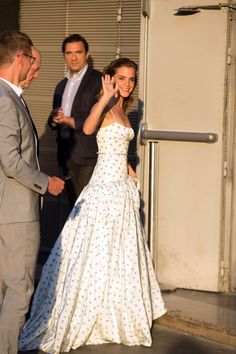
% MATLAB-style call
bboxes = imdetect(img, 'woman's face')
[113,66,136,98]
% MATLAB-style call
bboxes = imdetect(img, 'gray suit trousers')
[0,221,40,354]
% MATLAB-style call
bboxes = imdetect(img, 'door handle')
[138,123,218,145]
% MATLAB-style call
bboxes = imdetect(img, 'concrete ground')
[18,324,236,354]
[158,288,236,347]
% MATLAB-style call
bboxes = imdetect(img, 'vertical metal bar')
[148,142,158,270]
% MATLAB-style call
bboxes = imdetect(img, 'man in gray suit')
[0,31,64,354]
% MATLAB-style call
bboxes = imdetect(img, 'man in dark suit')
[48,34,102,208]
[0,31,64,354]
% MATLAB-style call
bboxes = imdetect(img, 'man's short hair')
[62,34,89,54]
[0,31,33,65]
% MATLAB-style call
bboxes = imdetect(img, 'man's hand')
[52,108,75,129]
[48,176,65,196]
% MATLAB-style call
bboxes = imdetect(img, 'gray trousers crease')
[0,221,40,354]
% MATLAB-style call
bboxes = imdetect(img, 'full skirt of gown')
[19,123,166,353]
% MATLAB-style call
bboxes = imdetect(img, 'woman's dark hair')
[103,57,138,111]
[103,57,137,85]
[62,34,89,53]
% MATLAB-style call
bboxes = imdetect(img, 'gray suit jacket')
[0,79,49,224]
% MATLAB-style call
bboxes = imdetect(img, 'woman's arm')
[83,75,118,135]
[128,164,137,178]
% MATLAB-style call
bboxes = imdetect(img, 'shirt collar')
[0,78,23,97]
[66,64,88,80]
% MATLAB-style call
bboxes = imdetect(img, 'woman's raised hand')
[102,74,119,99]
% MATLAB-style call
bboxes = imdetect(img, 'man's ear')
[17,52,24,65]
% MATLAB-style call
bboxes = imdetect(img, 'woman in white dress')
[19,58,166,354]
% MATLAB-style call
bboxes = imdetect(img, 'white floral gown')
[19,122,166,353]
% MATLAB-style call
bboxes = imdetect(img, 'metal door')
[138,0,234,291]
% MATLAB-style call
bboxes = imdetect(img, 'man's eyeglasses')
[18,52,36,64]
[23,53,36,64]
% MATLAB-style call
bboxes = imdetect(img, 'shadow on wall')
[0,0,19,32]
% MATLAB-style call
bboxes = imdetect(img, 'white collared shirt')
[61,64,88,116]
[0,77,23,97]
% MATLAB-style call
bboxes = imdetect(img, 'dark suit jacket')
[48,67,102,167]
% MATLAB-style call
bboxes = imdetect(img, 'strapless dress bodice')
[89,122,134,184]
[97,122,134,155]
